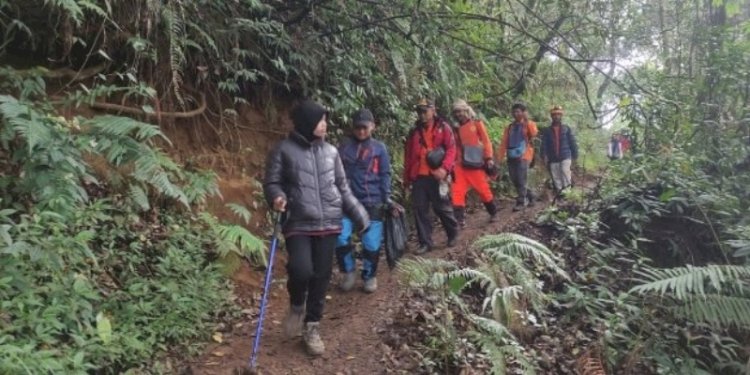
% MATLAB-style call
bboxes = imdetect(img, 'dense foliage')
[0,7,265,369]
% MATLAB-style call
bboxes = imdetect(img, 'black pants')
[286,234,337,322]
[411,176,458,247]
[508,159,532,204]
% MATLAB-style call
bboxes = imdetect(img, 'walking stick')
[238,213,282,374]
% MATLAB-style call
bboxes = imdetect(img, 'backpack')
[608,139,622,159]
[456,121,486,169]
[507,122,527,159]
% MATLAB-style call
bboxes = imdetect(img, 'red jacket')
[403,118,457,185]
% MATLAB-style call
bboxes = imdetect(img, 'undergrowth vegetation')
[0,58,264,374]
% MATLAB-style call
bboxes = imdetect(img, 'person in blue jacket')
[336,108,392,293]
[541,105,579,196]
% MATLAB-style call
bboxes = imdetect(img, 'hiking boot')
[446,236,457,248]
[512,201,524,212]
[339,271,356,292]
[484,201,498,222]
[363,277,378,293]
[454,206,466,229]
[415,244,431,255]
[303,322,325,356]
[282,304,305,338]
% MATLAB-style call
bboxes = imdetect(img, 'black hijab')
[291,100,328,141]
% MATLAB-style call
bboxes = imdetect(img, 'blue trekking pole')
[240,213,282,374]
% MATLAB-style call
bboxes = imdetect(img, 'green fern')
[183,170,220,204]
[468,315,536,375]
[216,224,266,265]
[630,264,750,299]
[132,150,189,207]
[675,294,750,328]
[226,203,252,225]
[162,1,187,107]
[86,115,168,143]
[0,95,52,152]
[128,185,150,211]
[470,316,514,350]
[396,257,458,289]
[630,264,750,329]
[46,0,84,24]
[473,233,570,280]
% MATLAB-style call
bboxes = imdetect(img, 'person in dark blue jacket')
[336,108,392,293]
[541,106,579,195]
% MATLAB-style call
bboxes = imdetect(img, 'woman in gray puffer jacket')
[264,99,369,356]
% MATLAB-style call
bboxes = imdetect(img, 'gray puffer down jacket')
[264,131,369,235]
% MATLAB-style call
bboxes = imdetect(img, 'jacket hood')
[291,100,328,141]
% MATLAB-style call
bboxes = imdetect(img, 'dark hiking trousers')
[411,176,458,248]
[286,234,337,322]
[508,158,532,204]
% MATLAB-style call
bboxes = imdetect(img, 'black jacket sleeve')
[263,144,286,207]
[334,153,370,230]
[568,126,579,160]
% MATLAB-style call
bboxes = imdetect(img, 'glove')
[484,159,499,178]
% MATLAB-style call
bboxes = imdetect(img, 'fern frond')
[469,314,516,342]
[486,341,535,375]
[484,285,523,322]
[458,266,499,292]
[396,257,457,289]
[87,115,167,143]
[673,294,750,329]
[216,224,266,265]
[474,233,569,280]
[132,150,189,207]
[128,184,150,211]
[46,0,84,24]
[226,203,252,225]
[630,264,750,299]
[162,1,187,107]
[187,21,219,55]
[0,96,52,152]
[183,170,220,204]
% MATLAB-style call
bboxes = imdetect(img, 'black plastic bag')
[384,203,408,269]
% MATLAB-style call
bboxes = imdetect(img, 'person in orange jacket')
[450,100,498,227]
[497,103,539,211]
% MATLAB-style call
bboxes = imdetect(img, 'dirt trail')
[189,198,547,375]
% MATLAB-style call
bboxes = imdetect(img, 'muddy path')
[189,197,549,375]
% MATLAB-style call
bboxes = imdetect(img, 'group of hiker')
[607,132,631,160]
[262,98,579,356]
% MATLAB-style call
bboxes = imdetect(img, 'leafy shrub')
[0,91,261,372]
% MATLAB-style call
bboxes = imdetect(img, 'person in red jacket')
[450,100,497,227]
[403,99,459,254]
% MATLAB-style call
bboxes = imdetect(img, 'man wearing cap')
[497,102,539,211]
[451,99,498,227]
[541,105,578,196]
[403,99,459,254]
[336,108,391,293]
